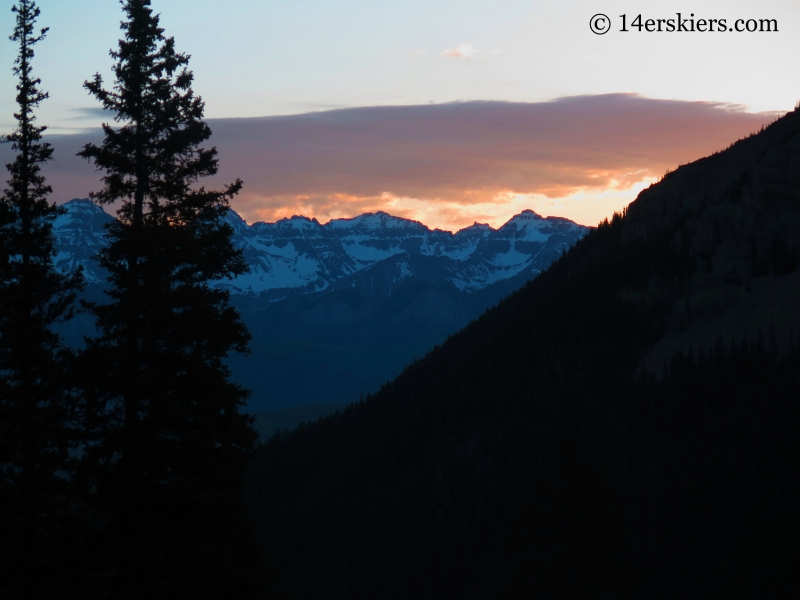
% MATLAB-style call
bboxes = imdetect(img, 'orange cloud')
[14,94,778,231]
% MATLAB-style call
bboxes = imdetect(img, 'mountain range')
[54,198,585,298]
[52,199,587,430]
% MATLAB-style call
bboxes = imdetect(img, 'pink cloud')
[5,94,778,230]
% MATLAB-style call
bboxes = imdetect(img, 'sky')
[1,0,798,229]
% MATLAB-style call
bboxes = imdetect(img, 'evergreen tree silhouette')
[77,1,264,596]
[0,1,84,596]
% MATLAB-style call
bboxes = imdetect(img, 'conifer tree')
[0,1,84,596]
[78,0,263,595]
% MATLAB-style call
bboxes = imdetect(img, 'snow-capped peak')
[326,211,427,232]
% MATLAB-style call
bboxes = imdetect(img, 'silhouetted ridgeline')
[245,106,800,598]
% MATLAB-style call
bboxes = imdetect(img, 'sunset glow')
[1,0,795,230]
[11,94,777,231]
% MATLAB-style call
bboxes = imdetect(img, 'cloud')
[68,106,110,120]
[4,94,778,230]
[441,43,476,59]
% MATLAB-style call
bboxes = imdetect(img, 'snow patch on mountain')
[340,239,407,263]
[489,242,531,267]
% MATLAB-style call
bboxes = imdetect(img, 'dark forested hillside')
[245,107,800,598]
